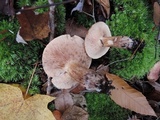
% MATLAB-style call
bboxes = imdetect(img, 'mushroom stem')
[65,61,107,92]
[100,36,134,49]
[65,61,91,83]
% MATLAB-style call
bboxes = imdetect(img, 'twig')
[48,0,55,41]
[129,40,144,60]
[92,0,96,22]
[81,0,96,22]
[25,62,38,98]
[16,0,78,12]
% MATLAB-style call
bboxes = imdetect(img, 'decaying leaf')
[65,20,88,38]
[148,81,160,92]
[0,83,55,120]
[96,0,110,18]
[71,93,87,111]
[71,0,84,14]
[61,105,88,120]
[52,110,62,120]
[0,0,15,16]
[147,61,160,82]
[16,9,50,41]
[153,2,160,26]
[106,73,157,116]
[54,91,74,113]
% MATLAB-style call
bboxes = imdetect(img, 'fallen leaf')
[61,105,88,120]
[11,83,31,99]
[96,0,110,18]
[147,61,160,82]
[148,81,160,92]
[153,2,160,26]
[0,83,55,120]
[71,0,84,14]
[65,20,88,38]
[54,91,74,113]
[71,93,87,111]
[0,0,15,16]
[106,73,157,116]
[53,110,62,120]
[16,9,50,41]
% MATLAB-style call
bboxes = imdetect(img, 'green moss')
[54,0,66,35]
[17,0,32,7]
[85,93,130,120]
[34,0,49,13]
[73,12,94,28]
[0,20,44,95]
[107,0,158,80]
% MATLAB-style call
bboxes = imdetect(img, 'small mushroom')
[85,22,133,59]
[42,34,92,89]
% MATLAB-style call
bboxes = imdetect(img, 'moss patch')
[107,0,159,80]
[85,93,130,120]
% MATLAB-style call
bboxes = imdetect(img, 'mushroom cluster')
[42,22,134,92]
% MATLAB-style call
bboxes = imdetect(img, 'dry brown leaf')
[106,73,157,116]
[16,9,50,41]
[65,20,88,38]
[54,91,74,113]
[153,2,160,26]
[96,0,110,18]
[61,105,88,120]
[0,83,55,120]
[148,81,160,92]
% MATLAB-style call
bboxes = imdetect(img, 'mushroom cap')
[42,34,92,89]
[85,22,111,59]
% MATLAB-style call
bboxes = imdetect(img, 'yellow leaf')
[0,83,55,120]
[106,73,156,116]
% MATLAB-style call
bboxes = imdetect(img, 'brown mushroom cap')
[85,22,111,59]
[42,34,92,89]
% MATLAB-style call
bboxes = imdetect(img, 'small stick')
[25,62,38,98]
[129,40,144,60]
[16,0,78,12]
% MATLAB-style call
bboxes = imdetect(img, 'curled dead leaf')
[0,83,55,120]
[54,92,74,113]
[106,73,157,116]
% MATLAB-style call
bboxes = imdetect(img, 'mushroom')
[42,34,92,89]
[84,22,134,59]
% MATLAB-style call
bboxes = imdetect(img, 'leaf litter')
[0,83,55,120]
[1,0,160,119]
